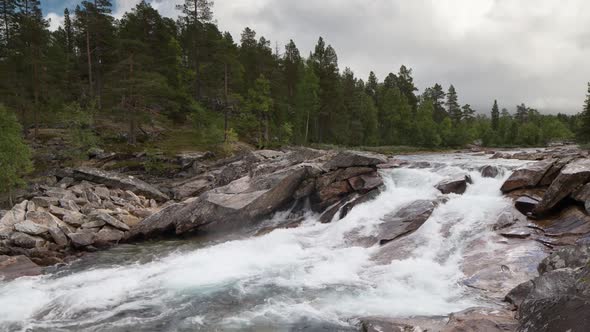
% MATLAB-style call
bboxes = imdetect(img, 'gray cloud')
[46,0,590,114]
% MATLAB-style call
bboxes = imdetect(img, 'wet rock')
[500,228,531,239]
[435,175,472,195]
[492,212,516,230]
[514,196,539,215]
[14,221,49,236]
[443,307,518,332]
[378,200,436,244]
[132,164,314,237]
[323,150,387,170]
[532,206,590,238]
[315,180,352,209]
[67,232,95,247]
[480,165,500,178]
[10,232,46,249]
[534,158,590,215]
[293,178,316,200]
[348,172,383,192]
[500,159,554,193]
[360,319,416,332]
[0,255,42,280]
[73,167,169,202]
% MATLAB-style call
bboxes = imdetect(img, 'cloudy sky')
[42,0,590,114]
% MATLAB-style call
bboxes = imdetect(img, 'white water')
[0,153,536,331]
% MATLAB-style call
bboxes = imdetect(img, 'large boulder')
[131,164,315,238]
[534,158,590,215]
[0,255,42,280]
[517,266,590,332]
[500,159,554,193]
[0,200,28,238]
[378,200,435,244]
[323,150,387,170]
[435,175,472,195]
[73,167,169,202]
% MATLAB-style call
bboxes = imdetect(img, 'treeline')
[0,0,579,149]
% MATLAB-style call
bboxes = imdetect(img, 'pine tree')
[462,104,475,122]
[446,85,461,124]
[423,83,446,123]
[294,63,319,144]
[283,39,300,100]
[491,99,500,131]
[246,74,273,147]
[397,65,418,110]
[365,71,378,103]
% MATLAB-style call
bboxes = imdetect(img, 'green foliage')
[222,128,239,156]
[0,105,33,199]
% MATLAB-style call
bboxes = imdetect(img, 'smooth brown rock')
[0,255,42,280]
[378,200,435,244]
[348,172,383,192]
[500,159,554,193]
[436,175,472,195]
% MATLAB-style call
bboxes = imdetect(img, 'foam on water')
[0,154,530,331]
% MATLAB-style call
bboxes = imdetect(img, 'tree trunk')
[2,1,9,45]
[224,62,228,141]
[264,113,269,146]
[8,186,13,208]
[305,109,310,144]
[86,28,93,99]
[32,47,39,139]
[128,54,136,145]
[193,0,200,99]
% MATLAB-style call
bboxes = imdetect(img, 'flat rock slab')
[378,200,435,244]
[73,167,169,202]
[323,150,387,170]
[500,159,554,193]
[532,206,590,238]
[514,196,539,215]
[0,255,42,280]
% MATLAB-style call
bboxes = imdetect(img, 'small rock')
[435,175,472,195]
[14,221,49,236]
[31,196,59,208]
[480,165,500,178]
[90,212,130,231]
[48,227,68,247]
[95,226,125,244]
[0,255,42,280]
[81,219,106,229]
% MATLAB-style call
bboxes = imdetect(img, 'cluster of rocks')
[494,149,590,331]
[0,167,163,275]
[491,146,586,161]
[130,149,389,238]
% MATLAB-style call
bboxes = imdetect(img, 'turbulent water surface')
[0,153,546,331]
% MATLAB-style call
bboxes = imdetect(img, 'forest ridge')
[0,0,588,151]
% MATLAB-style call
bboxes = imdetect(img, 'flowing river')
[0,153,548,331]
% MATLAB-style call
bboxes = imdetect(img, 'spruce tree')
[491,99,500,131]
[446,85,461,124]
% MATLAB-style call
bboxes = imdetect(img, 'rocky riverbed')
[0,145,589,331]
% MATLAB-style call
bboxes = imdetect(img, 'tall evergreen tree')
[578,82,590,142]
[491,99,500,131]
[423,83,446,122]
[446,85,461,124]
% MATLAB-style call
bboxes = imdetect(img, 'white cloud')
[45,12,64,31]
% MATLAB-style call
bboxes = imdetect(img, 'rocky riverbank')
[1,145,590,331]
[0,148,389,278]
